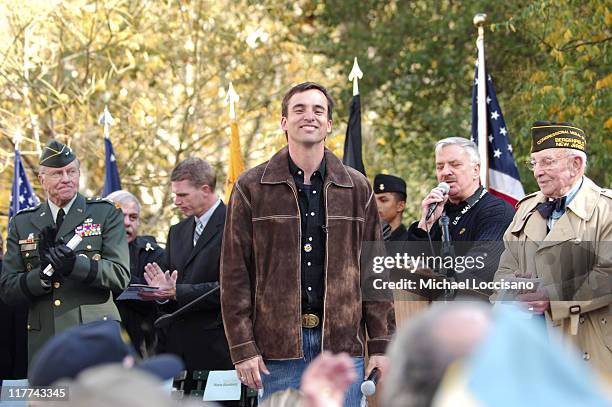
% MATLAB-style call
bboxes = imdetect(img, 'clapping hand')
[46,243,76,276]
[39,227,76,277]
[141,262,178,300]
[38,227,57,275]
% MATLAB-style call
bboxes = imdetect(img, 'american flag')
[471,64,525,207]
[9,149,40,219]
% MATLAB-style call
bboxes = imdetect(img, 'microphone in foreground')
[42,234,83,277]
[360,367,380,396]
[425,182,450,221]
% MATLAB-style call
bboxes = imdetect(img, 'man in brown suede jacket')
[220,82,395,406]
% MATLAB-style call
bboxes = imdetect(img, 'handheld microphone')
[360,367,380,397]
[42,234,82,277]
[439,215,451,244]
[425,182,450,221]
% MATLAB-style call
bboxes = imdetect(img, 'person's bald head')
[429,304,491,357]
[382,303,492,407]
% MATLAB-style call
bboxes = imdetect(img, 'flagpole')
[342,58,366,175]
[99,105,122,196]
[13,130,22,152]
[474,13,488,188]
[225,82,239,120]
[349,57,363,96]
[99,105,115,139]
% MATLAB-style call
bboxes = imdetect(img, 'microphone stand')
[438,214,456,301]
[154,285,220,328]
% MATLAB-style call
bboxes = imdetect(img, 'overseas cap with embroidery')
[39,139,76,167]
[530,121,586,153]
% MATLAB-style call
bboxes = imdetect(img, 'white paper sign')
[202,370,241,401]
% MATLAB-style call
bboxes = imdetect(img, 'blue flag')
[471,66,525,207]
[9,149,40,219]
[102,137,121,197]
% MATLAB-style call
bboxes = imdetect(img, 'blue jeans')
[259,326,365,407]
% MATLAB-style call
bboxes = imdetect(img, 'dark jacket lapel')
[184,202,226,268]
[172,219,195,272]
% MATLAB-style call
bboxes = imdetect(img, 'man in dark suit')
[142,157,232,393]
[106,190,165,357]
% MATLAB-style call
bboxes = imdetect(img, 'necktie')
[382,223,392,241]
[56,208,65,230]
[193,220,204,246]
[535,196,566,219]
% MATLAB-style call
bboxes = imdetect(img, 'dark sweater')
[406,188,515,283]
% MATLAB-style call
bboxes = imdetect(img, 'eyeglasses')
[42,168,80,180]
[526,155,572,171]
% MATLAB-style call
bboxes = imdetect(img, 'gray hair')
[435,137,481,165]
[381,302,492,407]
[170,157,216,190]
[565,148,588,172]
[106,190,141,213]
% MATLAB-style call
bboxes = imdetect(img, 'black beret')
[531,121,586,153]
[373,174,406,197]
[39,140,76,168]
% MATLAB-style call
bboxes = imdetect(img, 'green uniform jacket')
[0,193,130,363]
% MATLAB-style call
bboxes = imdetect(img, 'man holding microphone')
[405,137,514,288]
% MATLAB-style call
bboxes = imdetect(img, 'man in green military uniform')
[0,140,130,365]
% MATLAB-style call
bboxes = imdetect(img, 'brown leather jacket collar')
[260,147,353,188]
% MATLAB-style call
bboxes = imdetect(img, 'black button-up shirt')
[289,156,326,313]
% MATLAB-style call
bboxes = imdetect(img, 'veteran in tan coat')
[492,121,611,375]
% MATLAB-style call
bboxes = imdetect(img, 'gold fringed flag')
[224,82,244,202]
